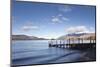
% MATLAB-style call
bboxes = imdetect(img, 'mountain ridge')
[57,33,95,40]
[12,32,95,40]
[12,35,48,40]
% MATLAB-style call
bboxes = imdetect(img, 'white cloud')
[21,25,39,31]
[66,26,94,34]
[51,14,69,24]
[51,17,62,23]
[58,14,63,17]
[21,22,39,31]
[58,5,72,12]
[62,17,69,21]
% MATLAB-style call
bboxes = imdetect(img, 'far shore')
[12,39,50,41]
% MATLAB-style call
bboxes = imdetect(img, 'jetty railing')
[48,37,96,49]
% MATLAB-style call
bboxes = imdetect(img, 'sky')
[12,0,96,39]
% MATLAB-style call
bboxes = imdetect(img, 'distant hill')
[12,35,48,40]
[12,33,95,40]
[58,33,95,40]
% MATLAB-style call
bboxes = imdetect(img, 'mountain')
[80,33,95,40]
[67,33,87,36]
[58,33,95,40]
[58,33,86,40]
[12,35,48,40]
[12,33,95,40]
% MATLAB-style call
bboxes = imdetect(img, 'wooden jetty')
[49,37,96,49]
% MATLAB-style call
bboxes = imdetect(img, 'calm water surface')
[12,40,94,66]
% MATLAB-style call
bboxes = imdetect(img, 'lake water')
[12,40,95,66]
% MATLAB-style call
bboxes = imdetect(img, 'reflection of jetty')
[49,38,96,49]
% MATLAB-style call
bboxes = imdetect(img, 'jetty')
[49,37,96,49]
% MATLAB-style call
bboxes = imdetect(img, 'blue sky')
[12,1,96,39]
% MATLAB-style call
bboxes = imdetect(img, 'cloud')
[51,17,62,23]
[58,5,72,12]
[51,14,69,24]
[21,22,39,31]
[22,25,39,31]
[66,26,94,34]
[58,14,63,17]
[62,17,69,21]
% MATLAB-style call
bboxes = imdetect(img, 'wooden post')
[81,38,83,44]
[72,39,74,44]
[65,40,67,48]
[90,37,91,44]
[78,38,80,44]
[68,38,70,48]
[73,38,75,44]
[63,40,65,45]
[60,40,61,47]
[66,40,68,44]
[69,38,70,45]
[63,40,65,48]
[60,40,61,44]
